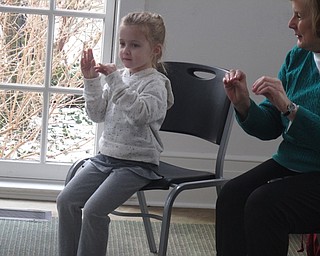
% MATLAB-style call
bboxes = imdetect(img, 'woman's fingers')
[252,76,282,95]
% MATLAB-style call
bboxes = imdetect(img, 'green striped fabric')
[0,218,305,256]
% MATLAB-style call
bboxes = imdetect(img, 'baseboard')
[0,179,63,201]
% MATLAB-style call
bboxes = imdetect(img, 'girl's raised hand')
[81,48,99,79]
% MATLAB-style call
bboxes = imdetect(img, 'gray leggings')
[56,159,151,256]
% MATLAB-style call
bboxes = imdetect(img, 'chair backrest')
[160,61,234,178]
[161,61,233,144]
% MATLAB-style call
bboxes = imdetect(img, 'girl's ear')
[153,43,162,57]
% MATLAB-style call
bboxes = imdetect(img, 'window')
[0,0,117,181]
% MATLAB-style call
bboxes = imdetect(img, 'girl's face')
[288,0,320,52]
[118,25,159,74]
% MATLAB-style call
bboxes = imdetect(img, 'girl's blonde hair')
[120,12,166,68]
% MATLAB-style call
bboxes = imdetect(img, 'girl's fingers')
[82,48,94,64]
[87,48,94,60]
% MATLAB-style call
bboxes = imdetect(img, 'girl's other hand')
[94,63,117,76]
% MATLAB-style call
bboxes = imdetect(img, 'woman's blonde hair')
[120,12,166,68]
[309,0,320,37]
[294,0,320,37]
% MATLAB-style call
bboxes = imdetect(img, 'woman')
[216,0,320,255]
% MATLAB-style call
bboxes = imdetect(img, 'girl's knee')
[56,189,79,211]
[56,190,65,206]
[56,190,70,212]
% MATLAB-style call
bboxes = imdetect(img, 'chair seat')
[142,161,215,190]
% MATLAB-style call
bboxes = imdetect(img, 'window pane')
[51,16,103,88]
[47,93,95,162]
[0,13,47,85]
[0,90,42,160]
[56,0,104,12]
[1,0,49,8]
[0,0,115,168]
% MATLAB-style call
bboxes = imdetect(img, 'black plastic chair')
[65,61,234,256]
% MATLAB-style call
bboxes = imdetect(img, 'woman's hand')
[252,76,290,113]
[223,69,251,118]
[81,48,99,79]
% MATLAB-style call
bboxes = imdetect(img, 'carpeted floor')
[0,218,308,256]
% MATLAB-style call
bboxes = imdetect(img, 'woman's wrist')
[282,102,298,120]
[286,103,299,121]
[234,100,251,121]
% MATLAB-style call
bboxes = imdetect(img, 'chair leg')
[157,186,182,256]
[137,191,157,253]
[157,180,228,256]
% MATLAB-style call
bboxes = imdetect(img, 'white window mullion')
[94,0,118,154]
[103,0,118,63]
[40,5,55,163]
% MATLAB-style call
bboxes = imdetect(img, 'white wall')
[147,0,296,168]
[118,0,297,208]
[0,0,297,208]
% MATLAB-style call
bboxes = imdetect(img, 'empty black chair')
[65,61,234,256]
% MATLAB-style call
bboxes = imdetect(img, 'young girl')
[57,12,174,256]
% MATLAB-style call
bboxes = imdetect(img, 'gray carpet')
[0,218,307,256]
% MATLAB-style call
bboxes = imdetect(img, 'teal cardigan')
[238,46,320,172]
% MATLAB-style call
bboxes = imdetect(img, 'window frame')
[0,1,118,183]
